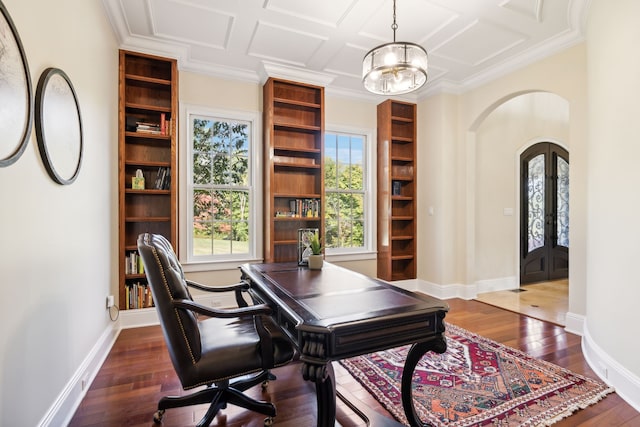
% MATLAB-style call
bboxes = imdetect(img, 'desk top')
[240,262,449,360]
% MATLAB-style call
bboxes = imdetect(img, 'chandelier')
[362,0,428,95]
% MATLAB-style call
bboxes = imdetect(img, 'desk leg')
[401,336,447,427]
[302,361,336,427]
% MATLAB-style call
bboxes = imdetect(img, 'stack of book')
[136,121,161,135]
[126,113,171,136]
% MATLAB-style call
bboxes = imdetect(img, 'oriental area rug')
[340,323,614,426]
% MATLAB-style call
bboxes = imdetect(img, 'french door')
[520,142,569,284]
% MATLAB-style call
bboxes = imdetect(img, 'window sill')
[325,251,377,263]
[182,257,263,273]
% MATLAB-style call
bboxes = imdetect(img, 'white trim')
[179,104,263,266]
[325,251,376,263]
[392,278,478,300]
[37,324,120,427]
[583,321,640,412]
[564,312,585,336]
[475,276,518,294]
[324,124,376,258]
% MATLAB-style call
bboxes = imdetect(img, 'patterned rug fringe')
[537,388,614,427]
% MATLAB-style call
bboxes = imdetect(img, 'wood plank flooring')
[68,299,639,426]
[475,280,569,325]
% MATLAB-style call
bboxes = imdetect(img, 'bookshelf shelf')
[118,50,177,310]
[125,131,171,140]
[125,102,172,113]
[377,100,417,281]
[124,73,171,86]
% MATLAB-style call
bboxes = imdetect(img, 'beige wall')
[178,73,379,285]
[0,1,117,425]
[417,43,588,317]
[475,93,570,281]
[586,0,640,381]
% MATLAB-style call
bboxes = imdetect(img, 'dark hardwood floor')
[69,299,639,426]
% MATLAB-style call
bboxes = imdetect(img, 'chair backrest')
[137,233,202,373]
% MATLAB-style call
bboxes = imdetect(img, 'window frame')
[179,105,262,270]
[323,125,376,261]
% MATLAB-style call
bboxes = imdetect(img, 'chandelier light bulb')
[362,0,428,95]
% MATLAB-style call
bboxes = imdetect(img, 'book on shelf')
[126,115,171,136]
[278,198,320,218]
[125,281,154,309]
[154,167,171,190]
[125,251,145,275]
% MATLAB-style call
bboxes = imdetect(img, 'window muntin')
[188,115,254,261]
[324,132,367,252]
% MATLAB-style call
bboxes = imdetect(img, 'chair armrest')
[186,279,249,293]
[172,299,271,318]
[185,280,251,308]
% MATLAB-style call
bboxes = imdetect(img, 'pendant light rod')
[392,0,398,42]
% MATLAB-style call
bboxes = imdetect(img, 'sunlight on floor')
[474,280,568,326]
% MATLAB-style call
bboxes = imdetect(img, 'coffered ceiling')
[102,0,589,100]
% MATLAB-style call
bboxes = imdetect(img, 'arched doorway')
[520,142,569,284]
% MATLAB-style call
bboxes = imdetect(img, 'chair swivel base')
[153,370,277,427]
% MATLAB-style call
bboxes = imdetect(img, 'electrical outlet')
[106,295,114,308]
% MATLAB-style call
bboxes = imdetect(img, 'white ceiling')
[102,0,589,100]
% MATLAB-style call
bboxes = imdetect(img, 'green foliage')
[191,118,251,254]
[324,156,365,249]
[310,232,322,255]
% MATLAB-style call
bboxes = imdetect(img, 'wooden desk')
[240,262,449,427]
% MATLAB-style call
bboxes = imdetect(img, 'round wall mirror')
[0,2,33,167]
[35,67,83,185]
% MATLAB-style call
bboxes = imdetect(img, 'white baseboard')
[475,276,518,294]
[39,292,237,426]
[400,279,477,300]
[564,312,585,336]
[582,322,640,413]
[37,323,120,427]
[391,277,517,301]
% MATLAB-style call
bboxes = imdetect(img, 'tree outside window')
[324,132,365,250]
[191,117,251,258]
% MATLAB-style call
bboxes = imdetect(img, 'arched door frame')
[464,90,570,292]
[515,139,569,284]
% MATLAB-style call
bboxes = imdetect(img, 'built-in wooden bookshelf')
[263,78,324,263]
[376,100,417,281]
[118,50,178,309]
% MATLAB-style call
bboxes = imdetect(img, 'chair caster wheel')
[264,416,274,426]
[261,380,269,390]
[153,409,165,423]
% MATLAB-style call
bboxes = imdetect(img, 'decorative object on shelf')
[362,0,428,95]
[297,228,318,266]
[392,180,402,196]
[308,231,323,270]
[132,169,145,189]
[34,67,83,185]
[0,0,33,168]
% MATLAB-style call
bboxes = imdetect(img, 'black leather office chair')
[137,233,296,426]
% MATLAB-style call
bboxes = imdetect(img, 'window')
[324,130,373,256]
[184,110,259,264]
